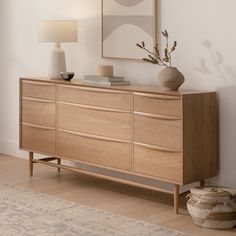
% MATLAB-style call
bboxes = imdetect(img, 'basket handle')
[229,202,236,213]
[186,193,192,200]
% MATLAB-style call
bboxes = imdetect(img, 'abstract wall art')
[102,0,157,60]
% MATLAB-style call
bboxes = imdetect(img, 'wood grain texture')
[57,84,131,111]
[22,98,55,127]
[134,114,182,150]
[134,111,180,120]
[21,80,56,100]
[174,185,180,214]
[134,142,180,153]
[58,130,132,171]
[134,144,182,183]
[58,102,132,141]
[134,93,181,117]
[29,152,33,177]
[21,124,56,155]
[182,93,218,184]
[21,77,208,96]
[19,78,218,214]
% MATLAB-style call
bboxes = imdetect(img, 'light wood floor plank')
[0,154,235,236]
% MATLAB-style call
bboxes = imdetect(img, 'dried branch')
[136,30,177,67]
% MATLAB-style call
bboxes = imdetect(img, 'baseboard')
[0,139,49,160]
[0,138,27,159]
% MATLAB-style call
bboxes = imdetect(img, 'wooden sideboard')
[19,78,218,213]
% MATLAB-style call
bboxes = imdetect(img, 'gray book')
[83,80,130,86]
[84,75,125,82]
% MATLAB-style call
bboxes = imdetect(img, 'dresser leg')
[57,158,61,172]
[29,152,34,177]
[200,180,205,187]
[174,184,179,214]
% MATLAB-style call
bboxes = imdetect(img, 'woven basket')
[187,187,236,229]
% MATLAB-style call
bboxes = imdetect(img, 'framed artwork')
[101,0,157,61]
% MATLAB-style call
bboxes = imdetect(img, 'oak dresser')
[19,78,218,213]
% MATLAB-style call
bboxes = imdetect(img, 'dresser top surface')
[20,77,215,96]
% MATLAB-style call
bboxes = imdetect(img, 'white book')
[84,75,125,82]
[83,80,130,86]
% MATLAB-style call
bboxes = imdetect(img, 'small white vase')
[158,67,185,91]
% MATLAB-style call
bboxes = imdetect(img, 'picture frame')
[101,0,157,61]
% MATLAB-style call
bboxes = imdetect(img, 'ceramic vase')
[158,67,185,91]
[49,43,66,80]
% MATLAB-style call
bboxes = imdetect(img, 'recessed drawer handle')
[134,92,180,100]
[22,97,55,103]
[22,122,55,130]
[58,85,130,94]
[22,80,54,86]
[134,142,181,153]
[59,129,131,144]
[58,102,130,113]
[134,111,181,120]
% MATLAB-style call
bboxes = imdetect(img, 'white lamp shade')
[39,20,78,43]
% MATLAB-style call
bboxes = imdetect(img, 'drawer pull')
[22,122,55,130]
[134,142,181,153]
[22,97,55,103]
[134,92,180,100]
[22,80,54,86]
[134,111,180,120]
[58,85,130,94]
[58,102,130,113]
[59,129,131,144]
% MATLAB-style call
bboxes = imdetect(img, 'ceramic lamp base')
[49,43,66,79]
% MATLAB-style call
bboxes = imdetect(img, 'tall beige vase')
[158,67,185,91]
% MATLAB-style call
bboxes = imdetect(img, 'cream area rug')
[0,184,188,236]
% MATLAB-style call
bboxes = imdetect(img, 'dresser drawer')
[134,92,181,117]
[57,85,131,111]
[21,124,55,154]
[58,102,131,140]
[22,98,55,127]
[134,114,181,150]
[58,130,132,171]
[21,80,55,100]
[134,144,182,183]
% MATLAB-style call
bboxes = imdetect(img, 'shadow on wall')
[195,40,236,85]
[195,40,236,187]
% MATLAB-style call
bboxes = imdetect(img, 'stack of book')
[83,75,130,86]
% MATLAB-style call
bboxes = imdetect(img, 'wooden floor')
[0,154,235,236]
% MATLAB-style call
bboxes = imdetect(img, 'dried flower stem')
[140,45,168,66]
[166,37,172,67]
[136,30,177,67]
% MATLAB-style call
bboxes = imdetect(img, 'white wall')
[0,0,236,188]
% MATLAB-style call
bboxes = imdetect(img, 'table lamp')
[39,20,78,79]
